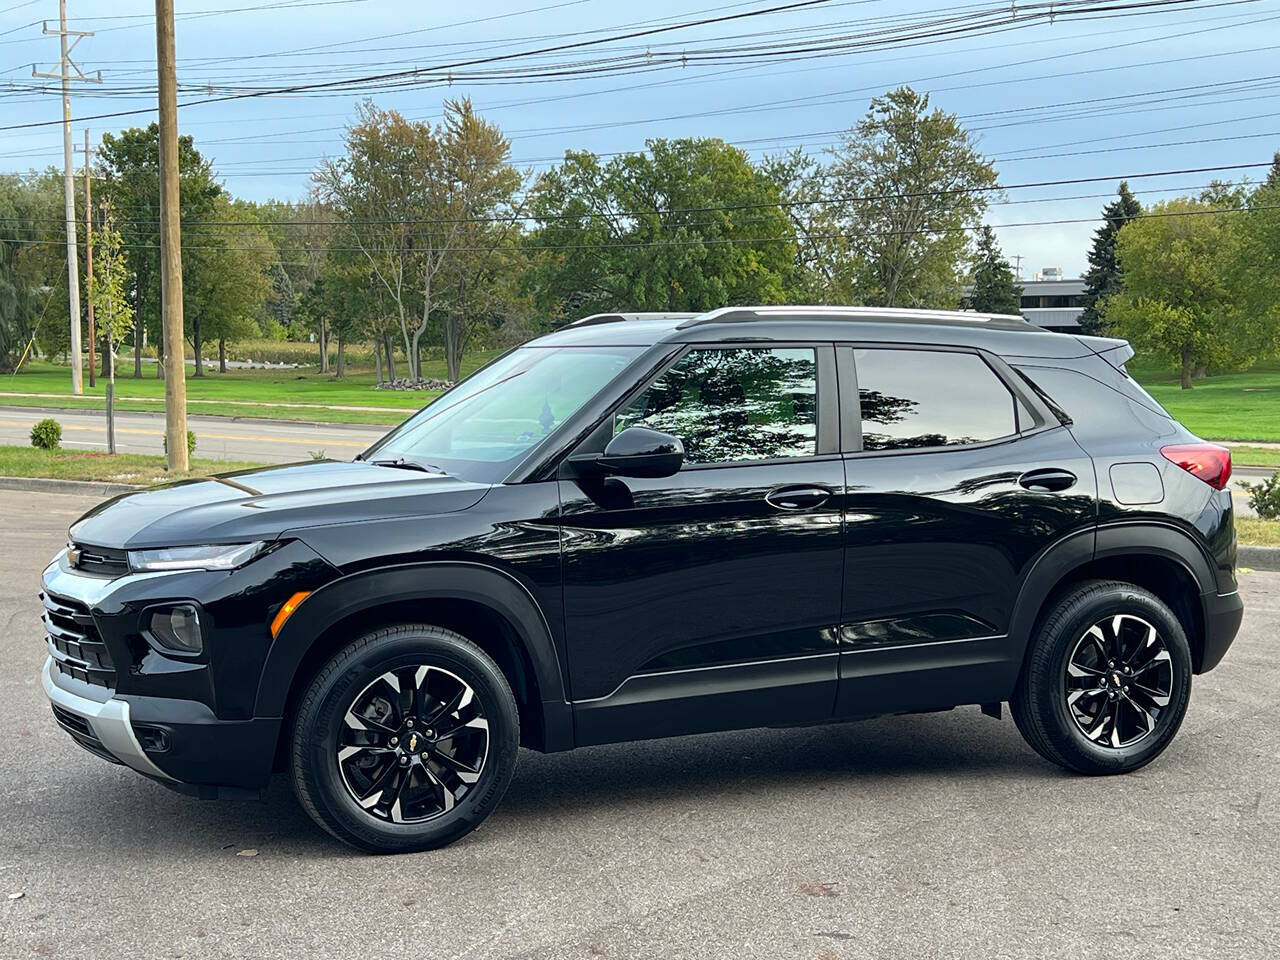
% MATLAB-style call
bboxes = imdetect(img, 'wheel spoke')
[1067,686,1105,709]
[1123,695,1159,737]
[336,660,489,826]
[1128,682,1171,710]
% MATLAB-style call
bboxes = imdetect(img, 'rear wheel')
[1011,580,1192,775]
[290,624,519,853]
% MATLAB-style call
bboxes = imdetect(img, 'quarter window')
[616,347,818,464]
[853,348,1020,451]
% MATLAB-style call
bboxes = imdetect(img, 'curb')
[1239,546,1280,572]
[0,476,140,497]
[0,404,401,432]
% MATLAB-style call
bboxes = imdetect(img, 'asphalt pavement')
[1,488,1278,960]
[0,405,388,464]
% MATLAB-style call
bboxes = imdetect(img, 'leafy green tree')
[98,124,221,377]
[265,262,296,336]
[1264,151,1280,189]
[759,148,852,304]
[967,226,1022,315]
[1103,198,1245,389]
[826,86,999,308]
[315,98,521,380]
[526,138,795,321]
[1223,172,1280,364]
[1,173,68,370]
[1080,182,1141,334]
[89,199,134,381]
[185,197,273,374]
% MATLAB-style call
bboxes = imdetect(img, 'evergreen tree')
[1080,181,1141,333]
[1265,151,1280,189]
[968,226,1022,315]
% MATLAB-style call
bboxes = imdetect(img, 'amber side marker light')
[270,591,312,638]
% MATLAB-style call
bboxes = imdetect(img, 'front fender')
[252,561,570,741]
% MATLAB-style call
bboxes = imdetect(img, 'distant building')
[1019,268,1086,333]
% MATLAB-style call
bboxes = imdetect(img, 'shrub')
[30,418,62,450]
[162,429,198,458]
[1241,470,1280,520]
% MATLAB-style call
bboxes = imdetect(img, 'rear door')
[558,343,845,745]
[834,344,1097,718]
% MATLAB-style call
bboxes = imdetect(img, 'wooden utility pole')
[34,1,99,395]
[82,128,95,388]
[155,0,188,472]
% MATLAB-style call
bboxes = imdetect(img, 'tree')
[1103,198,1244,389]
[1265,151,1280,189]
[265,262,296,336]
[967,226,1022,315]
[0,174,62,371]
[1079,182,1141,334]
[98,124,221,377]
[90,200,134,380]
[759,148,852,304]
[826,86,999,308]
[1224,172,1280,364]
[185,197,273,374]
[527,138,794,320]
[315,99,521,381]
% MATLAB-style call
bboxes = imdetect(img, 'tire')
[1011,579,1192,776]
[290,623,519,853]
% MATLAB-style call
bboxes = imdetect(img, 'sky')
[2,0,1278,278]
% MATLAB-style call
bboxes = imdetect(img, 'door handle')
[765,484,833,511]
[1018,468,1077,493]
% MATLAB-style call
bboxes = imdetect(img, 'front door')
[558,344,845,746]
[833,344,1098,718]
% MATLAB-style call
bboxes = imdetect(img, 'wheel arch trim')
[253,561,569,733]
[1008,520,1217,672]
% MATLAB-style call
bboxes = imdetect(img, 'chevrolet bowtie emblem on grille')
[66,545,81,567]
[408,734,418,752]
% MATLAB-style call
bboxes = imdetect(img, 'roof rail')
[568,311,699,328]
[676,305,1033,331]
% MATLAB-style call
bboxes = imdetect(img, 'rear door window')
[852,348,1021,451]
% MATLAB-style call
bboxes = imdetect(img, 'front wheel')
[1011,580,1192,775]
[290,624,519,853]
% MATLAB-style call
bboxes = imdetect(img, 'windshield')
[364,345,643,482]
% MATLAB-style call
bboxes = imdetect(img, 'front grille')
[50,704,121,766]
[41,591,116,689]
[69,542,129,576]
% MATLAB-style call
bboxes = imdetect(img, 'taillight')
[1160,443,1232,490]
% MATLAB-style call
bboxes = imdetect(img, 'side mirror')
[572,426,685,479]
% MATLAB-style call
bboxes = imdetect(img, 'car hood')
[68,460,491,550]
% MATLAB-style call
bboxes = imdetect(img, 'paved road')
[1,489,1277,960]
[0,405,388,464]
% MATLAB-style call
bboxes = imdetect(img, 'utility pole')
[155,0,188,472]
[1012,253,1024,280]
[81,128,95,388]
[34,1,100,396]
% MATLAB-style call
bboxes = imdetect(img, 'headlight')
[127,542,266,572]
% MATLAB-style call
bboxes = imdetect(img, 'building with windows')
[1019,268,1087,332]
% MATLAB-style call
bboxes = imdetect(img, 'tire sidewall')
[295,627,519,853]
[1038,584,1192,773]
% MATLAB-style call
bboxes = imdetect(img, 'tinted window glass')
[854,348,1018,451]
[616,347,817,464]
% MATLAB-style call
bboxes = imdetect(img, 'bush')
[30,418,62,450]
[162,429,197,458]
[1242,470,1280,520]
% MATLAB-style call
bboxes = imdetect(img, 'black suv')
[40,307,1243,852]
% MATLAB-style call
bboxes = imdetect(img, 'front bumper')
[41,657,174,782]
[39,540,336,793]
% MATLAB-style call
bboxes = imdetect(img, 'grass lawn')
[1133,361,1280,444]
[1237,517,1280,548]
[0,351,503,426]
[0,445,262,486]
[1226,446,1280,469]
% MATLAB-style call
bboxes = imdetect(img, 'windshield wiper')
[368,457,448,474]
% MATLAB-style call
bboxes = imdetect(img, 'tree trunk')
[374,336,383,384]
[383,331,397,381]
[318,320,329,373]
[133,311,143,378]
[192,321,204,377]
[219,338,227,374]
[336,337,345,378]
[1194,363,1208,380]
[155,345,164,378]
[1180,345,1193,390]
[410,327,424,382]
